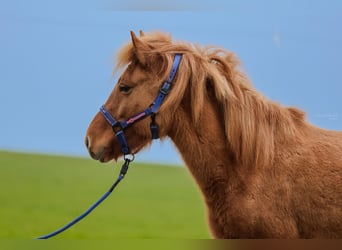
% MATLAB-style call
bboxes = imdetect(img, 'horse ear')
[139,30,145,37]
[130,31,149,65]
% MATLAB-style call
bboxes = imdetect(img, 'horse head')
[85,31,181,162]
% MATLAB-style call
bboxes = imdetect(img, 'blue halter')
[100,54,182,156]
[35,54,182,240]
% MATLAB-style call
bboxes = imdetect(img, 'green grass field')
[0,150,210,239]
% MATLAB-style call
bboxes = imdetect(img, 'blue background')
[1,0,341,164]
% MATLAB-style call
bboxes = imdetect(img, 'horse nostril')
[85,136,90,149]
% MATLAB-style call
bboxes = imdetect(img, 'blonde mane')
[115,31,306,168]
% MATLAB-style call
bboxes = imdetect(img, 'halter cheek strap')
[148,54,182,138]
[99,54,182,156]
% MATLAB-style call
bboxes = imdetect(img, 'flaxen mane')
[115,32,306,168]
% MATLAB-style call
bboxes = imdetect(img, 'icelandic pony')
[85,31,342,238]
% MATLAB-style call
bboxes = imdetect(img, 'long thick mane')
[116,31,307,168]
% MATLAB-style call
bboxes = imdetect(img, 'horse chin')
[98,156,114,163]
[98,148,118,163]
[97,141,149,163]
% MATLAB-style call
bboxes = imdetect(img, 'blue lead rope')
[36,159,131,239]
[37,54,182,239]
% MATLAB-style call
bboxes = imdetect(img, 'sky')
[1,0,341,165]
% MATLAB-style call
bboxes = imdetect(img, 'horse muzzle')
[84,135,116,162]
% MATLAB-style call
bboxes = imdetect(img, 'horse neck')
[168,93,235,196]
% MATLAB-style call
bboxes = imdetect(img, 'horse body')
[168,83,342,238]
[85,31,342,238]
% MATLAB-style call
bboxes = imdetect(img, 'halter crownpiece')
[100,54,182,156]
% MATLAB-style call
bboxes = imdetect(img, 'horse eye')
[119,85,132,94]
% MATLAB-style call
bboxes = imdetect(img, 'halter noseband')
[99,54,182,157]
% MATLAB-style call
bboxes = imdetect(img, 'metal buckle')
[159,82,171,95]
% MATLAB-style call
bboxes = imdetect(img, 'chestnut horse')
[85,31,342,238]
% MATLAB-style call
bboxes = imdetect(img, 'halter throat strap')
[99,54,182,155]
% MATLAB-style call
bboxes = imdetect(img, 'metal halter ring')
[124,153,135,162]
